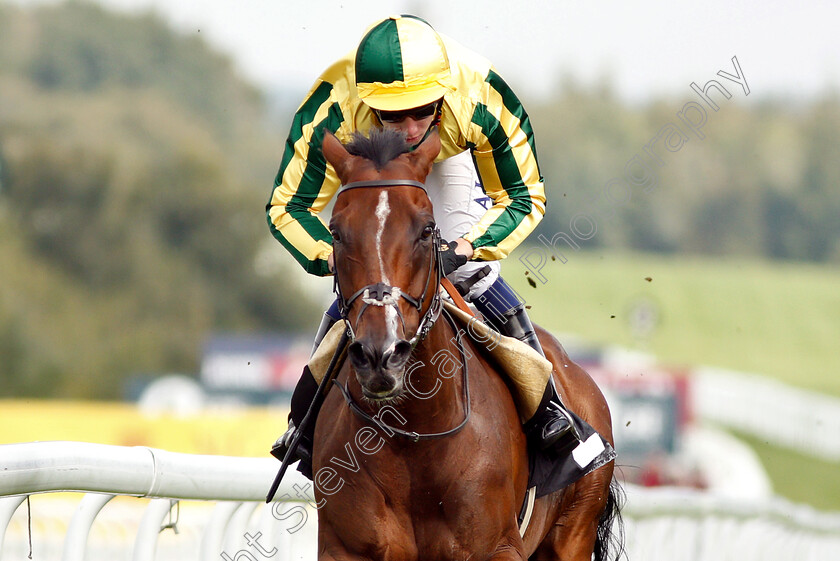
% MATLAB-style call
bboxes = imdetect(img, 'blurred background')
[1,0,839,556]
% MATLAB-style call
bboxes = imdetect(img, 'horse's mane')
[345,128,411,170]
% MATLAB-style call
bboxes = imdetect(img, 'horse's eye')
[421,225,435,240]
[331,229,341,243]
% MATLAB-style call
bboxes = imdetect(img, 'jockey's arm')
[267,80,347,277]
[459,79,546,262]
[459,118,546,261]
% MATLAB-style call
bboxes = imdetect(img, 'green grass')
[503,250,840,510]
[730,429,840,512]
[504,250,840,396]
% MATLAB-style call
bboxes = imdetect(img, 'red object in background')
[268,351,309,390]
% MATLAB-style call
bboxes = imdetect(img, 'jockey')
[268,15,579,470]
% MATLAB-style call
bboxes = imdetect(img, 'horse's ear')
[408,129,441,177]
[321,130,352,182]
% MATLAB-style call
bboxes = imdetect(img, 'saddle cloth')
[308,303,616,497]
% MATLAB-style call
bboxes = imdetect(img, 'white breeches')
[425,150,500,300]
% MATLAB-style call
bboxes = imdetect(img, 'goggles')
[374,101,440,124]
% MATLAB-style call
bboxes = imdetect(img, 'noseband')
[332,179,443,348]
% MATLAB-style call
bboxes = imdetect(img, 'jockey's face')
[384,114,434,145]
[374,101,439,146]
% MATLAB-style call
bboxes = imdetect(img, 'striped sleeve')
[463,69,546,261]
[266,81,345,276]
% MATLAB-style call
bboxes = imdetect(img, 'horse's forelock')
[345,128,411,170]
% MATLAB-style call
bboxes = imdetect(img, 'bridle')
[330,178,471,442]
[332,179,444,349]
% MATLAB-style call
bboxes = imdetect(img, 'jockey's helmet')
[355,15,453,111]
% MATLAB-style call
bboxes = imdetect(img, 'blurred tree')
[798,95,840,261]
[526,80,839,264]
[0,0,320,399]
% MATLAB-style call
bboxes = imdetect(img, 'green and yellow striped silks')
[267,27,546,275]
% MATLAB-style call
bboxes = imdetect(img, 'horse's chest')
[320,456,515,559]
[316,372,526,558]
[324,495,497,559]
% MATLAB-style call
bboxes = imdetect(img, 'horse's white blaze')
[375,191,390,284]
[385,306,399,342]
[374,191,399,342]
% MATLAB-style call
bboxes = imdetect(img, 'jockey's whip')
[265,329,350,503]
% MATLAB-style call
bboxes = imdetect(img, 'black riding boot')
[270,310,339,474]
[474,278,580,454]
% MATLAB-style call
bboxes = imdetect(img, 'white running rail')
[623,485,840,560]
[0,441,317,561]
[694,366,840,461]
[2,441,840,560]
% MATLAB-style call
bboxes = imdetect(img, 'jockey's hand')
[328,253,335,273]
[453,238,474,260]
[440,238,470,275]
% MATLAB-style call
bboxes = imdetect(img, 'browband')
[338,179,427,195]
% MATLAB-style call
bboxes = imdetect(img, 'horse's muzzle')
[348,339,413,399]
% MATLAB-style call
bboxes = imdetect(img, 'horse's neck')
[399,318,468,424]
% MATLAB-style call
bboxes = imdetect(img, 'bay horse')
[313,127,622,560]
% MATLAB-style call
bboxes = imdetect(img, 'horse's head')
[322,128,442,401]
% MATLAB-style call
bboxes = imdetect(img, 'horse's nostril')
[384,340,412,370]
[348,342,374,370]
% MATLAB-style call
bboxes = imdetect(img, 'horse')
[312,127,622,560]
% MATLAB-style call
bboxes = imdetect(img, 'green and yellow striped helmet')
[355,15,453,111]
